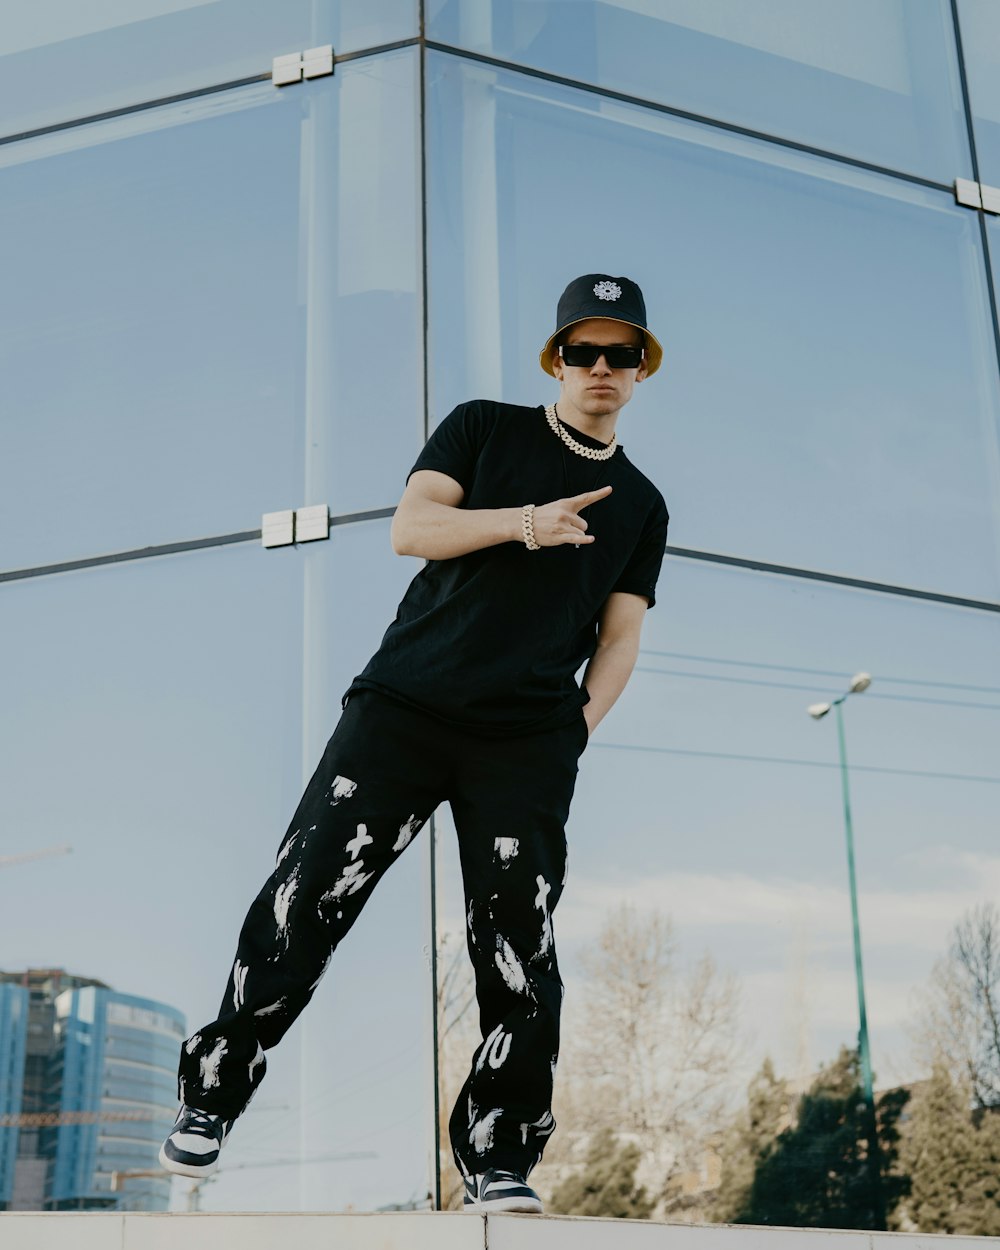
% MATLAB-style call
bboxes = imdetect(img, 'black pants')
[176,688,589,1179]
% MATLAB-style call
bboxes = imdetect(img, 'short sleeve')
[611,497,669,609]
[406,401,494,495]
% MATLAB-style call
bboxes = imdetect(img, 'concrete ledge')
[2,1212,997,1250]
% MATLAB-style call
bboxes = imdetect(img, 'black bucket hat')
[539,273,663,377]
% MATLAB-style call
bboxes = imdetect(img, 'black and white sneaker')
[158,1104,235,1177]
[463,1167,543,1213]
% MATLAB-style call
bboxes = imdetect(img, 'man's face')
[550,317,648,417]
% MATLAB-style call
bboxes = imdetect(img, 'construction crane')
[0,1109,154,1128]
[1,1101,291,1130]
[0,844,72,869]
[110,1151,379,1212]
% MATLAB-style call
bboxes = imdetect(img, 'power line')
[233,1037,422,1153]
[634,665,1000,711]
[590,741,1000,785]
[640,650,1000,696]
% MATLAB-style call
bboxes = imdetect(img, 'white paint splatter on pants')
[495,938,529,997]
[471,1108,503,1155]
[345,823,373,859]
[475,1022,512,1074]
[276,830,300,867]
[534,875,553,958]
[273,867,301,942]
[232,960,248,1011]
[329,775,357,804]
[248,1042,264,1082]
[254,998,286,1018]
[199,1038,228,1089]
[393,814,423,853]
[321,859,373,902]
[519,1110,555,1145]
[494,837,519,863]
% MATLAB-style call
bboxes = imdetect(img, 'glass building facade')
[46,987,184,1211]
[2,0,998,1216]
[0,971,182,1211]
[0,985,29,1208]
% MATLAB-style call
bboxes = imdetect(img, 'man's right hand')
[529,485,613,547]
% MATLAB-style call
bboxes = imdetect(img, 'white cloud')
[555,846,1000,958]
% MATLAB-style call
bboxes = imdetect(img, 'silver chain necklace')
[544,403,618,460]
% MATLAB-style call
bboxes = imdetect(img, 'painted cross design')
[345,823,373,860]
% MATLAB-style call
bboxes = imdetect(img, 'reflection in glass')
[427,52,1000,602]
[294,521,437,1214]
[0,0,417,138]
[433,556,1000,1201]
[0,49,422,571]
[428,0,970,182]
[1,533,432,1212]
[956,0,1000,185]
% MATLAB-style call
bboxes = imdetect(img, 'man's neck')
[555,399,619,445]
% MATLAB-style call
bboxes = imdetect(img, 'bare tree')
[540,902,742,1215]
[913,901,1000,1109]
[435,928,480,1209]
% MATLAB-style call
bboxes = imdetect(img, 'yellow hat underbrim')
[539,317,663,378]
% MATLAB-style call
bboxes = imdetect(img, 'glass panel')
[287,523,438,1215]
[1,529,433,1212]
[427,52,1000,603]
[428,0,971,182]
[957,0,1000,186]
[433,556,1000,1206]
[0,48,422,572]
[0,0,417,137]
[990,217,1000,307]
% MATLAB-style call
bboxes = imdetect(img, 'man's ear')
[550,344,564,380]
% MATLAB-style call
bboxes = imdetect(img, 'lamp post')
[807,671,885,1230]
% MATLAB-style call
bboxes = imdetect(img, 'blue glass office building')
[45,987,185,1211]
[0,973,183,1212]
[0,985,29,1208]
[2,2,998,1214]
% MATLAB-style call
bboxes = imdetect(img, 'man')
[159,274,670,1214]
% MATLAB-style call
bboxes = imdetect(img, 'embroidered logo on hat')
[593,280,622,301]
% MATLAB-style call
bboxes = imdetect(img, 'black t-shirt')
[342,400,670,737]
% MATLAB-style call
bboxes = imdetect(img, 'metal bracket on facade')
[261,505,330,548]
[272,45,334,87]
[954,178,1000,214]
[295,504,330,542]
[955,178,982,209]
[982,184,1000,215]
[262,510,295,548]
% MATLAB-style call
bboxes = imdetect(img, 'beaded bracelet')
[521,503,541,550]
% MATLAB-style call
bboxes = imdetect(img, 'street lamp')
[808,671,884,1230]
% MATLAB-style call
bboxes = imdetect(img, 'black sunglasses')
[558,343,645,368]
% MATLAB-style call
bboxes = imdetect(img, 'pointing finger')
[573,485,613,506]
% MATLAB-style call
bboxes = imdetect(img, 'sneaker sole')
[158,1143,221,1178]
[464,1197,543,1214]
